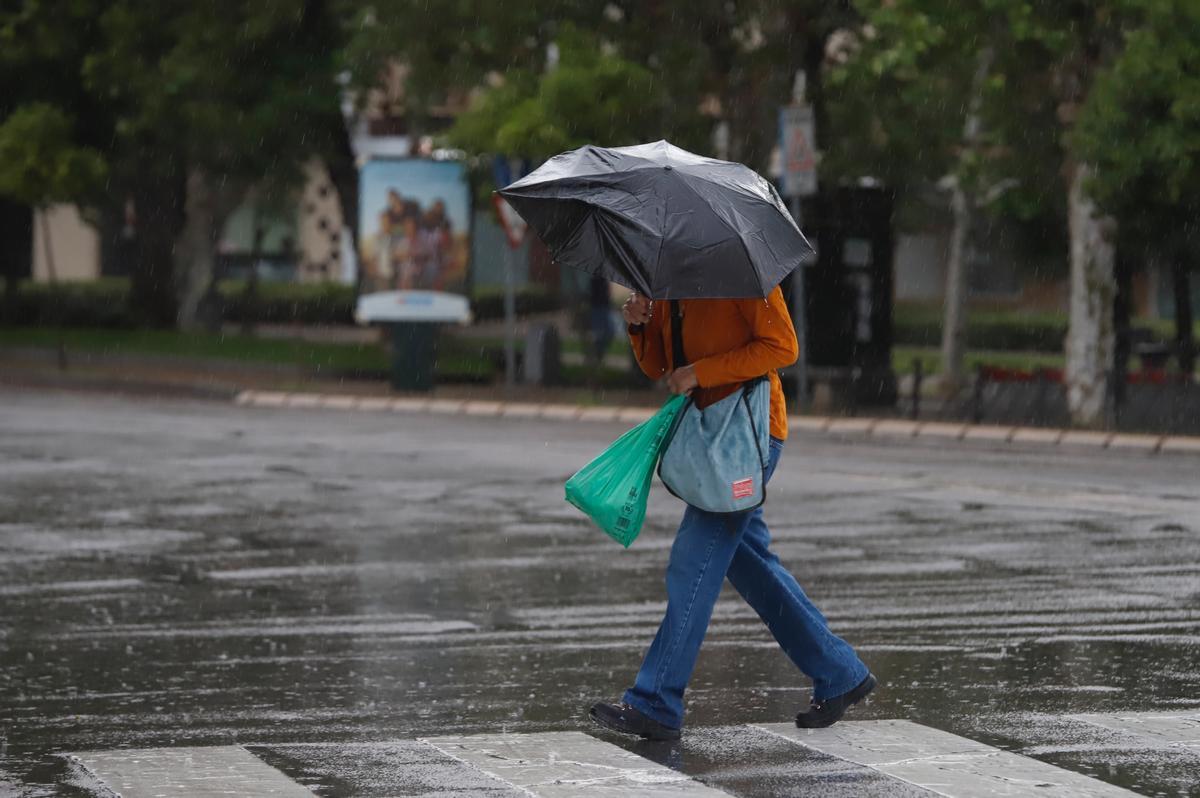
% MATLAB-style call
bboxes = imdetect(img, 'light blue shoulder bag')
[657,300,771,514]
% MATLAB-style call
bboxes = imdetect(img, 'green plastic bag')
[565,395,688,547]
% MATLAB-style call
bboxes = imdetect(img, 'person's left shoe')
[795,673,877,729]
[589,701,681,741]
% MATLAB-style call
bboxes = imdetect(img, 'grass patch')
[893,346,1065,375]
[894,301,1199,351]
[0,326,496,382]
[0,326,387,371]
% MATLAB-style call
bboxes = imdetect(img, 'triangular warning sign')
[492,194,528,249]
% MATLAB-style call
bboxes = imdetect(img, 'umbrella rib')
[671,171,766,294]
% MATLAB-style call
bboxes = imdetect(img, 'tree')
[1076,0,1200,381]
[831,1,1136,425]
[0,104,106,244]
[448,29,668,160]
[350,1,855,177]
[0,2,354,328]
[824,2,980,396]
[80,2,351,328]
[984,1,1130,426]
[824,1,1063,395]
[0,104,105,363]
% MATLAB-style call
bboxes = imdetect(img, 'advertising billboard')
[358,159,471,295]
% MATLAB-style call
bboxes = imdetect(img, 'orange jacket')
[628,286,798,440]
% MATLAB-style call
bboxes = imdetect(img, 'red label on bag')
[732,478,755,499]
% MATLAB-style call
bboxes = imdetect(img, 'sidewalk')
[233,388,1200,457]
[5,344,1199,456]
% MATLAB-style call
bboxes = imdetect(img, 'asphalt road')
[1,389,1198,796]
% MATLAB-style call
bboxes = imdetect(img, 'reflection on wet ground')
[1,390,1198,795]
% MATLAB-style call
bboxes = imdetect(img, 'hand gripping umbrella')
[496,140,814,300]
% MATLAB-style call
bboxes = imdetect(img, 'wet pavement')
[1,388,1198,796]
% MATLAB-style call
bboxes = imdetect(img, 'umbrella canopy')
[496,140,814,300]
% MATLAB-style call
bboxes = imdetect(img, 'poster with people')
[358,159,471,295]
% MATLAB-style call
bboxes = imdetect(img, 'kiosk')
[804,186,898,407]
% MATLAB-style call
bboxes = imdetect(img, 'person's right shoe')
[589,701,681,741]
[795,673,877,729]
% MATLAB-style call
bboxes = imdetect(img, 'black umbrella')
[496,140,814,299]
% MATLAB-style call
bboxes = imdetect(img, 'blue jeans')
[623,438,869,729]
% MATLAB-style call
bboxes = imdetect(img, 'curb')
[233,389,1200,457]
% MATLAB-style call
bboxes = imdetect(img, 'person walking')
[589,288,875,741]
[587,274,615,367]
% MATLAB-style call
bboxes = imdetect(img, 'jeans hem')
[812,663,871,702]
[620,691,682,730]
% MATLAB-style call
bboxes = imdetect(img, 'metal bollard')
[911,359,923,420]
[971,364,985,424]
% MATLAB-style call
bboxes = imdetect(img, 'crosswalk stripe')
[1069,710,1200,749]
[423,730,729,796]
[70,746,315,797]
[756,720,1139,797]
[69,718,1185,797]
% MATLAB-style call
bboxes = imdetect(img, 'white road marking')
[1070,710,1200,750]
[71,746,315,797]
[68,719,1186,797]
[757,719,1138,797]
[423,730,728,796]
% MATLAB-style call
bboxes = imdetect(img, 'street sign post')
[493,156,531,391]
[779,103,818,410]
[779,105,818,200]
[492,194,528,391]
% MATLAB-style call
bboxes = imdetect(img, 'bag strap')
[670,300,686,370]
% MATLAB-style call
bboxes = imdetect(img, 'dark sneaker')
[589,701,681,741]
[795,673,877,729]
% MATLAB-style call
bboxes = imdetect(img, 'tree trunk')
[1065,162,1117,427]
[1172,249,1195,381]
[1,267,15,325]
[129,175,185,328]
[939,47,993,397]
[175,170,217,331]
[1111,244,1134,420]
[940,183,971,396]
[241,206,264,337]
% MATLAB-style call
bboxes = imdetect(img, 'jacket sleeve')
[691,288,798,388]
[627,301,669,380]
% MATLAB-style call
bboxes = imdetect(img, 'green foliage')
[470,285,561,321]
[407,2,853,174]
[894,344,1066,376]
[449,29,664,161]
[1,278,134,328]
[0,2,353,326]
[75,2,344,193]
[1076,0,1200,240]
[0,104,106,206]
[822,1,964,188]
[827,1,1065,223]
[339,0,563,127]
[0,324,389,373]
[1,278,356,328]
[215,280,358,325]
[893,302,1068,351]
